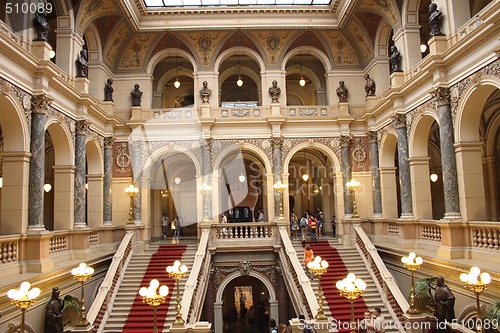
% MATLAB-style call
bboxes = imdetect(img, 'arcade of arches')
[0,0,499,332]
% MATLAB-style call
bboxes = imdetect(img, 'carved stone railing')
[277,225,316,319]
[0,236,19,264]
[151,107,197,120]
[470,222,500,251]
[89,231,99,247]
[211,222,275,239]
[387,223,400,237]
[183,227,211,324]
[49,234,69,253]
[88,231,134,333]
[285,105,335,117]
[216,106,269,118]
[420,223,442,242]
[354,224,408,332]
[0,21,24,49]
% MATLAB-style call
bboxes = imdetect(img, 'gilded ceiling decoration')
[92,15,122,49]
[117,33,159,70]
[354,12,383,46]
[286,30,329,59]
[319,30,359,66]
[150,32,194,60]
[182,32,228,67]
[105,21,131,67]
[78,0,118,31]
[357,0,399,28]
[218,30,261,59]
[253,30,293,66]
[346,18,373,64]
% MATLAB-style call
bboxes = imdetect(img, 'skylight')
[144,0,331,7]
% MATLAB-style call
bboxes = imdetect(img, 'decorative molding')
[238,261,253,275]
[351,138,367,168]
[115,142,131,174]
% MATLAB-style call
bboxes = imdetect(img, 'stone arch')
[401,0,421,26]
[281,46,332,73]
[143,144,202,179]
[379,129,398,167]
[85,138,103,175]
[213,143,272,177]
[374,21,394,58]
[84,24,103,63]
[156,67,194,93]
[45,117,74,165]
[379,130,399,218]
[214,48,266,75]
[408,109,439,158]
[283,141,340,174]
[215,270,277,303]
[0,91,30,234]
[454,74,500,220]
[147,49,198,77]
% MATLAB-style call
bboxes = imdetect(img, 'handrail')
[181,226,211,323]
[278,226,318,319]
[353,224,409,327]
[87,231,134,332]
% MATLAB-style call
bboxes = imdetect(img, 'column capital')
[271,137,283,148]
[31,94,51,115]
[367,131,378,143]
[432,86,451,107]
[339,135,352,147]
[104,137,114,149]
[392,113,407,129]
[75,119,90,135]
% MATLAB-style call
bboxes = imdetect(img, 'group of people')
[290,208,327,242]
[161,213,182,239]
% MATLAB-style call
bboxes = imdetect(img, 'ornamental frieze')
[212,264,278,290]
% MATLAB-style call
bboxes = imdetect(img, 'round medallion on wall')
[352,146,366,163]
[262,140,271,150]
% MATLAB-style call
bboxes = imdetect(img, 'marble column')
[272,137,283,220]
[433,87,461,219]
[129,141,143,224]
[392,114,413,218]
[340,135,352,216]
[74,120,88,228]
[201,139,213,221]
[368,131,383,217]
[103,137,113,225]
[28,94,49,232]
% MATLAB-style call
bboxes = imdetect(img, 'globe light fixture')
[198,182,212,222]
[139,279,169,333]
[49,49,56,59]
[174,78,181,89]
[125,184,139,224]
[430,173,438,182]
[237,76,243,87]
[401,252,423,314]
[460,267,491,333]
[299,77,306,87]
[174,177,181,185]
[7,282,41,333]
[307,256,329,321]
[167,260,188,325]
[420,42,427,53]
[346,178,360,218]
[273,180,287,220]
[302,173,309,181]
[239,174,246,183]
[71,263,94,327]
[336,273,367,333]
[44,183,52,192]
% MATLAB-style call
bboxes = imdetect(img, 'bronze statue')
[199,81,212,103]
[336,80,348,102]
[432,276,455,332]
[364,74,376,97]
[76,49,88,78]
[268,80,281,103]
[45,287,64,333]
[104,78,114,102]
[34,11,50,41]
[130,84,143,106]
[390,45,403,73]
[429,3,445,37]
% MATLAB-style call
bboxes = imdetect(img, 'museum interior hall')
[0,0,499,332]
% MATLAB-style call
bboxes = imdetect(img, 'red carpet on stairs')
[122,244,187,333]
[308,240,369,333]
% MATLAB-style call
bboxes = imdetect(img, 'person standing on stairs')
[173,216,181,241]
[162,213,169,239]
[369,308,385,333]
[303,244,314,273]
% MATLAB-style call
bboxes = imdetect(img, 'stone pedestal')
[429,35,448,55]
[365,96,379,110]
[338,102,349,115]
[390,72,405,88]
[437,220,466,259]
[131,106,142,120]
[25,233,54,273]
[74,77,89,94]
[270,103,281,116]
[31,41,52,61]
[200,103,211,118]
[101,101,114,116]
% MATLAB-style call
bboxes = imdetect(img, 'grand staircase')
[291,238,397,333]
[103,241,198,333]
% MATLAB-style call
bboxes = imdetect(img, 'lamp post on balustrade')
[346,179,360,218]
[336,273,367,333]
[198,182,212,222]
[139,279,169,333]
[7,282,41,333]
[167,260,188,325]
[307,256,329,321]
[71,263,94,327]
[460,267,491,333]
[402,252,423,314]
[125,184,139,224]
[273,180,287,220]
